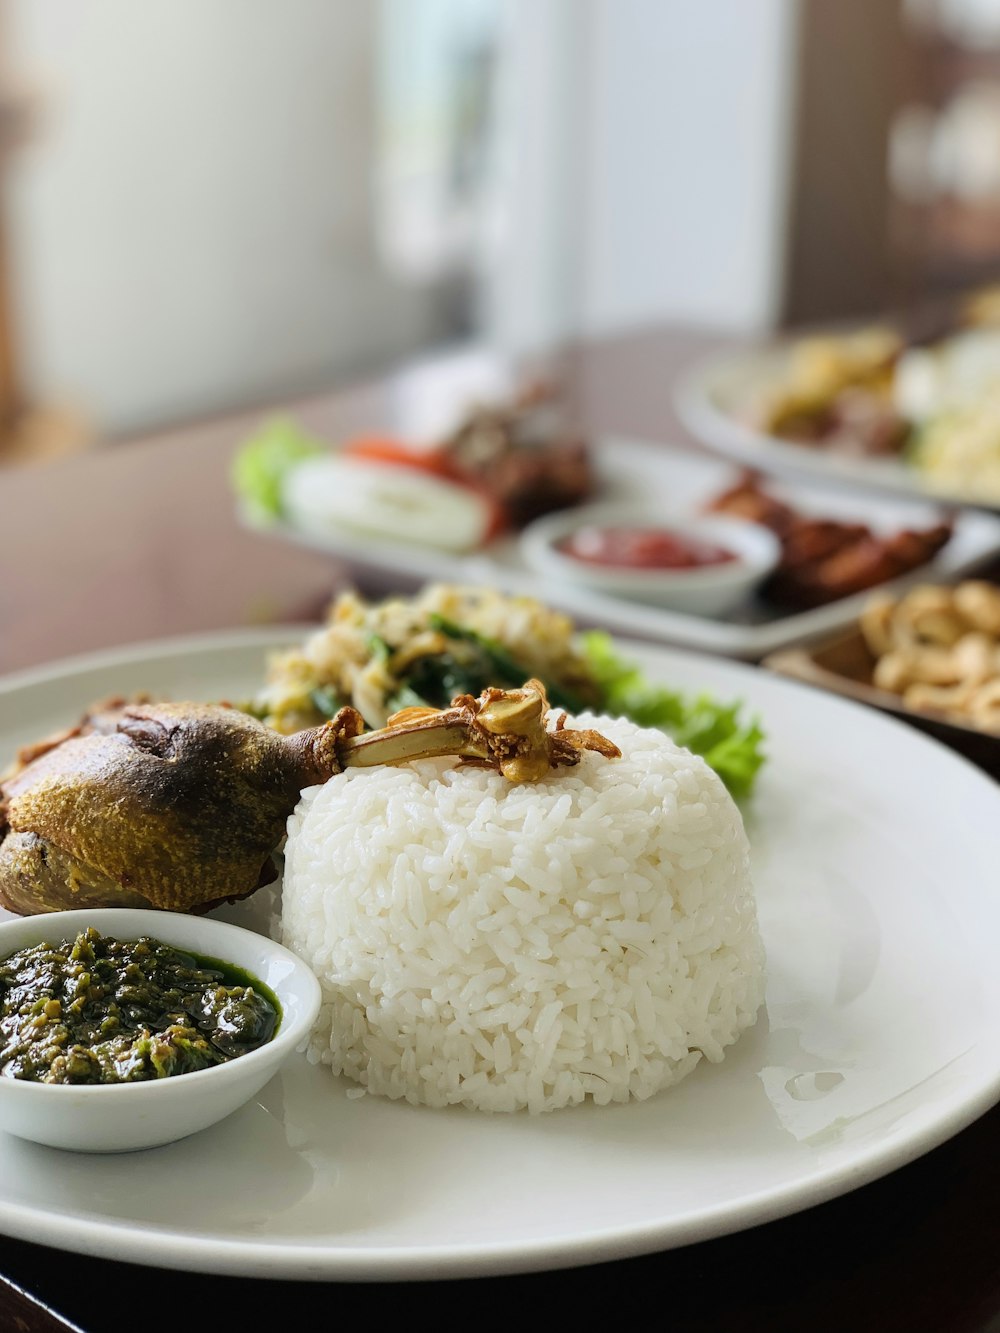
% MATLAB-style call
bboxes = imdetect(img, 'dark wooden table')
[1,329,998,1333]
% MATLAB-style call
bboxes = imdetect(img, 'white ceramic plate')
[241,438,1000,659]
[0,627,999,1281]
[674,343,998,511]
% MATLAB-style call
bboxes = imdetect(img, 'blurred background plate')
[241,437,1000,660]
[673,343,988,511]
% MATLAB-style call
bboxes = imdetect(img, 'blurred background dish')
[765,575,1000,783]
[520,503,780,615]
[766,577,1000,739]
[281,454,499,554]
[231,376,595,550]
[235,434,1000,659]
[763,578,1000,780]
[677,300,1000,511]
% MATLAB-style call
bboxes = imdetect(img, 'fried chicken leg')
[0,683,618,916]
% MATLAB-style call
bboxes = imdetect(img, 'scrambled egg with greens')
[248,585,766,799]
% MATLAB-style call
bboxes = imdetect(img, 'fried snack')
[743,326,907,453]
[705,473,953,609]
[438,382,594,528]
[859,582,1000,733]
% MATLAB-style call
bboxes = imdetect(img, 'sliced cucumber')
[282,456,492,552]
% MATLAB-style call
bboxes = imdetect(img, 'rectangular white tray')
[242,438,1000,660]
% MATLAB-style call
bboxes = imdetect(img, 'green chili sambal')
[0,926,280,1084]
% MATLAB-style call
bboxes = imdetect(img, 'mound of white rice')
[279,712,765,1113]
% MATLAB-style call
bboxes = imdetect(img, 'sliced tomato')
[341,435,452,476]
[341,434,509,542]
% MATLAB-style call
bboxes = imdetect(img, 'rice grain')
[280,712,765,1113]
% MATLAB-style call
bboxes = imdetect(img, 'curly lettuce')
[581,631,766,800]
[231,417,325,523]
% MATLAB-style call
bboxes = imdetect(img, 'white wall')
[580,0,799,336]
[476,0,587,356]
[3,1,805,433]
[3,0,452,436]
[482,0,801,354]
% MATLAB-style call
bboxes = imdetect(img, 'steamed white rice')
[279,712,765,1113]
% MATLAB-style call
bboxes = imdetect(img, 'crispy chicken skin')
[0,701,356,916]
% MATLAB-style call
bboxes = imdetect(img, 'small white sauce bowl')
[0,908,321,1153]
[521,503,781,617]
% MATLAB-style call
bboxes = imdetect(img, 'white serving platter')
[241,437,1000,659]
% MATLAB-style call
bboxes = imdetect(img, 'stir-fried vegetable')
[249,586,767,799]
[421,615,585,713]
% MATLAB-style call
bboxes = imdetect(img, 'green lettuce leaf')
[580,631,766,799]
[231,417,326,522]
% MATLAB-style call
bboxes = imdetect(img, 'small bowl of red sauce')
[521,503,781,615]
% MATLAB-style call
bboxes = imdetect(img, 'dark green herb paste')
[0,927,280,1084]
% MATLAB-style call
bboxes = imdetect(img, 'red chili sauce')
[556,525,738,571]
